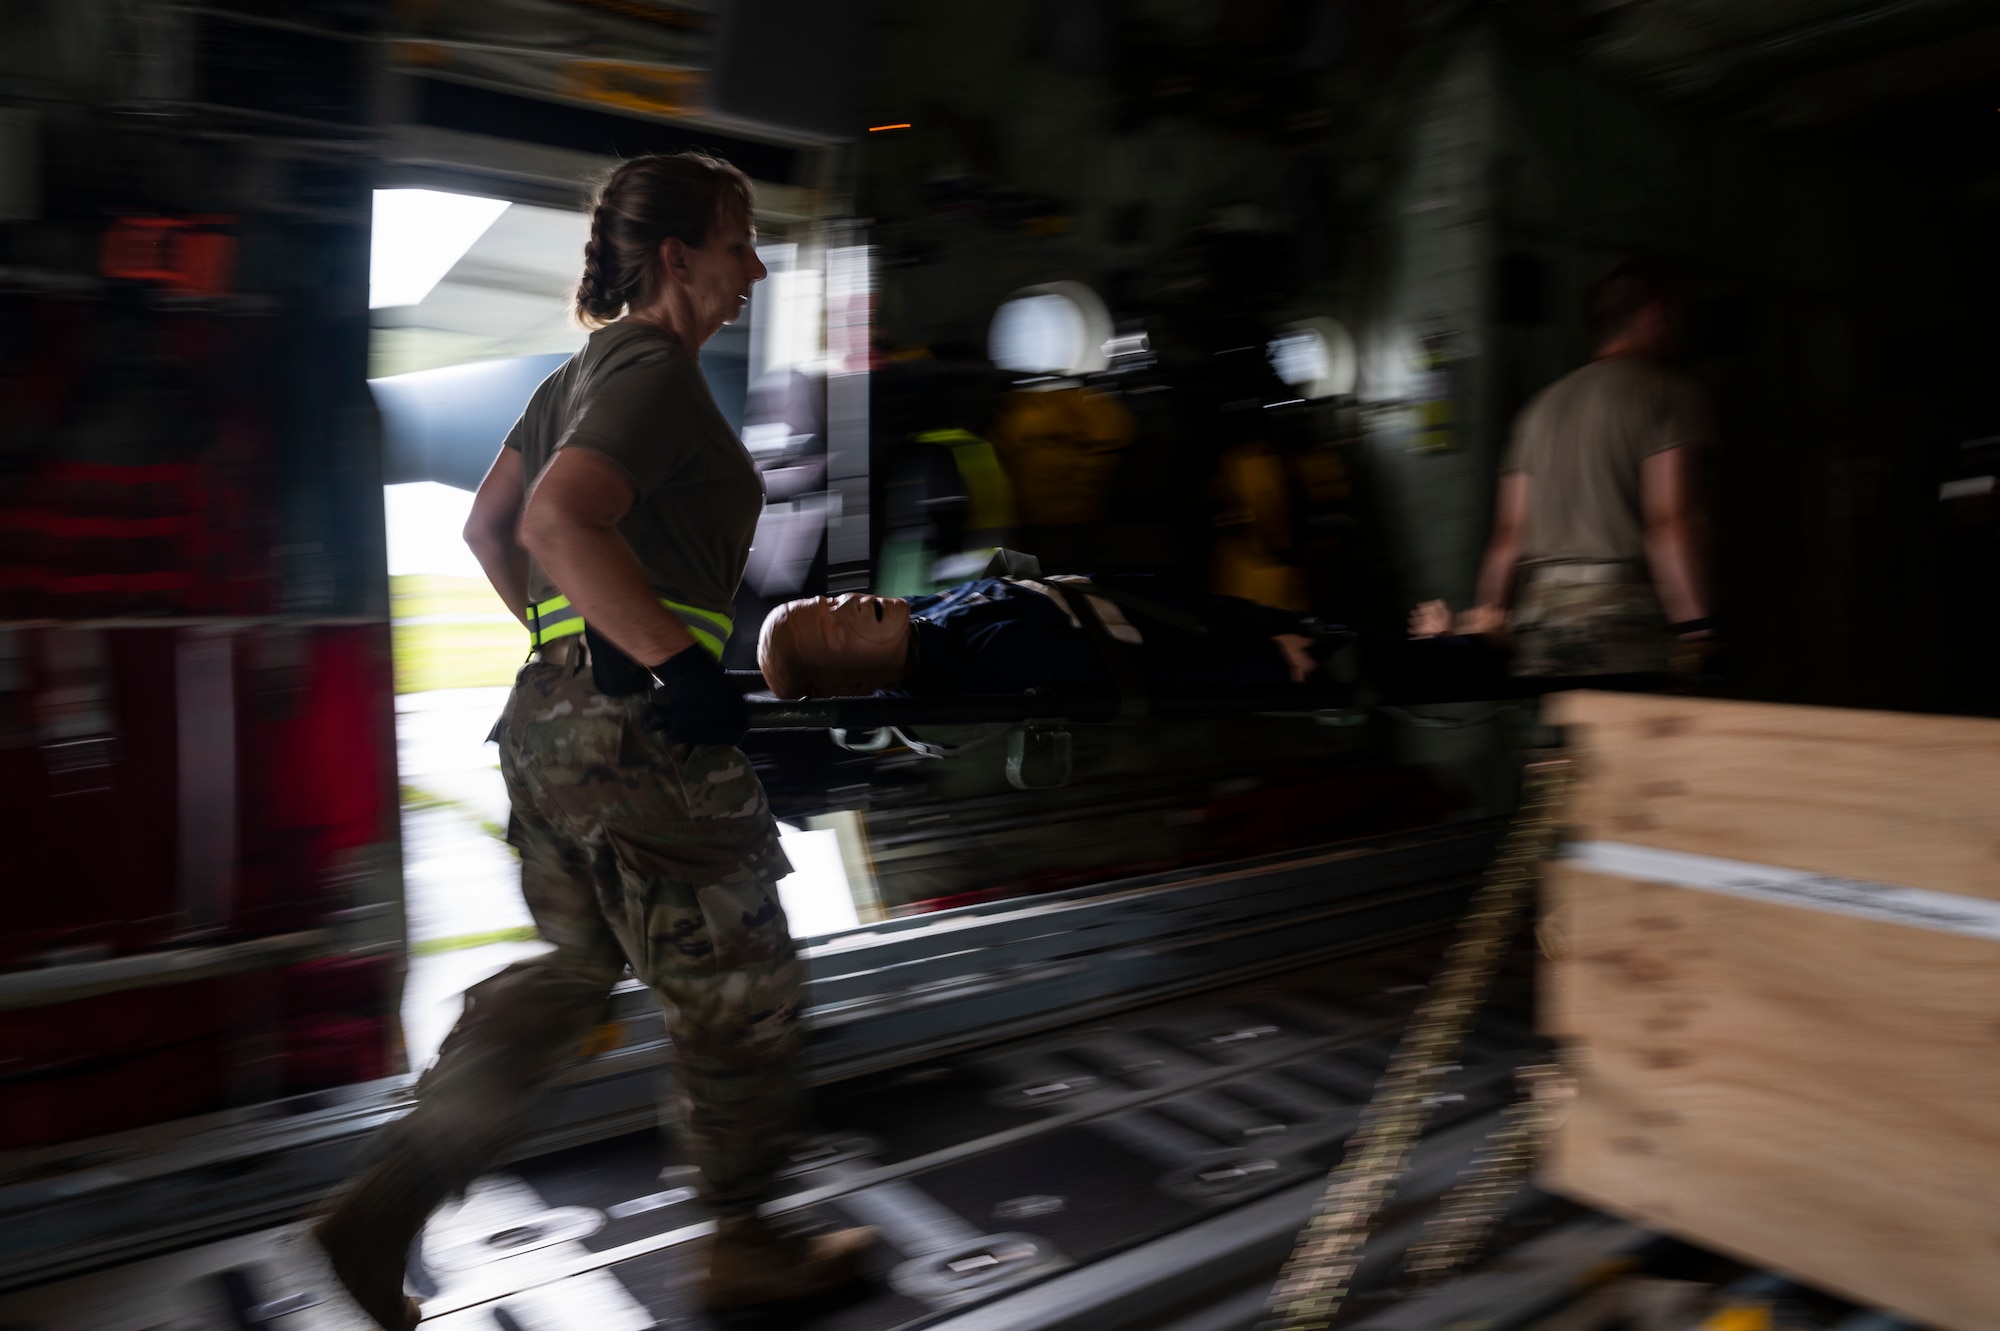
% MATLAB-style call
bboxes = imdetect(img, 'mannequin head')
[758,593,914,698]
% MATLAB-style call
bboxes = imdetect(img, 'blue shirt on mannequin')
[904,574,1306,696]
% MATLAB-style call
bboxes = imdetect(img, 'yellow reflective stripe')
[526,596,732,660]
[682,624,725,660]
[663,599,730,662]
[526,594,582,649]
[534,617,586,643]
[663,598,733,642]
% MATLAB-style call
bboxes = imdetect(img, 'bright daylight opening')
[370,189,512,310]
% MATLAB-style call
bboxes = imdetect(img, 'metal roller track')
[0,939,1554,1331]
[0,824,1497,1292]
[0,930,1902,1331]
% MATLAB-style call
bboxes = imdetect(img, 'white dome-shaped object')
[988,281,1113,376]
[1268,317,1357,399]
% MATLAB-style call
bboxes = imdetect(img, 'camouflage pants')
[335,661,799,1245]
[1509,578,1672,677]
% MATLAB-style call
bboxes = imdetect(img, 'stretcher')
[736,670,1666,791]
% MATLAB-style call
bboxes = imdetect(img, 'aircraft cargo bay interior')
[0,3,1996,1330]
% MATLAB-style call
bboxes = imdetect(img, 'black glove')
[585,625,656,697]
[644,645,749,746]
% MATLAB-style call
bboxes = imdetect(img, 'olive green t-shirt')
[504,321,763,631]
[1499,357,1714,568]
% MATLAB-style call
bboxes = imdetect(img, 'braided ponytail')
[574,151,755,328]
[575,205,631,325]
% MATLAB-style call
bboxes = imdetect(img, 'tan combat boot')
[703,1217,879,1311]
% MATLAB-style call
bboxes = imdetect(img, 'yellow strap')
[917,428,1019,532]
[527,595,733,661]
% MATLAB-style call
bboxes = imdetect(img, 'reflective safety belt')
[526,594,734,661]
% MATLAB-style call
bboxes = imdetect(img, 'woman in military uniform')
[313,152,872,1329]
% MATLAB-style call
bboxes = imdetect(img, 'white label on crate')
[1566,841,2000,942]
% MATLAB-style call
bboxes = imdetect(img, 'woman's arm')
[464,447,530,627]
[518,446,698,665]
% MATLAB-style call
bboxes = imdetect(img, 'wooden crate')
[1539,691,2000,1331]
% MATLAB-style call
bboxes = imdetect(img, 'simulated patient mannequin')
[757,574,1320,699]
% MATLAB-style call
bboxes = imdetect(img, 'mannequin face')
[760,593,913,697]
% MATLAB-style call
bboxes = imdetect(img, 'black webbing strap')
[1065,579,1209,637]
[1049,581,1150,720]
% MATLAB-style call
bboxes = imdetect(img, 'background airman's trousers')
[1509,576,1672,677]
[328,660,801,1252]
